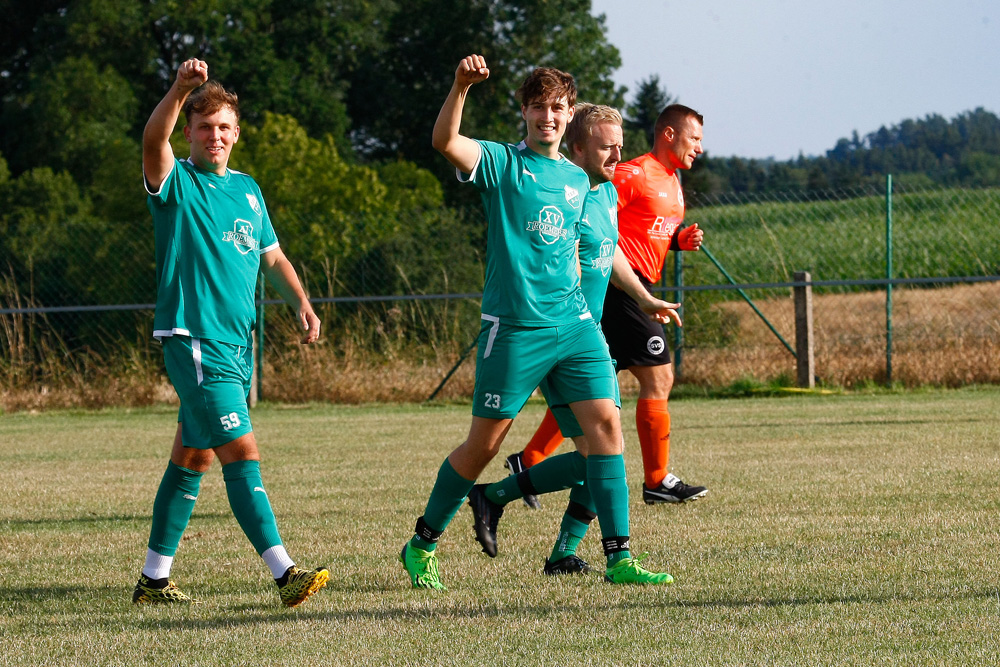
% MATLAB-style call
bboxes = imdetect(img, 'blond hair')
[565,102,623,152]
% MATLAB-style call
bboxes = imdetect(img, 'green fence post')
[885,174,893,385]
[256,272,265,402]
[672,250,683,377]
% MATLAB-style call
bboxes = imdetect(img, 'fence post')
[251,272,265,406]
[793,271,815,388]
[885,174,893,385]
[672,250,683,377]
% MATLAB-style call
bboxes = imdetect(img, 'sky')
[589,0,999,161]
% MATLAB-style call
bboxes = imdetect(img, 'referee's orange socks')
[635,398,671,489]
[522,408,564,467]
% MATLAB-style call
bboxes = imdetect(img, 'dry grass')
[673,282,1000,389]
[261,335,477,404]
[2,283,998,412]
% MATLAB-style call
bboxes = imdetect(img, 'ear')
[521,105,527,121]
[233,124,240,144]
[663,126,676,142]
[566,105,575,122]
[183,125,192,143]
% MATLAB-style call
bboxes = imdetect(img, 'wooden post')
[794,271,815,388]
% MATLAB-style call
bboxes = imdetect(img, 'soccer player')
[472,103,683,575]
[399,55,673,590]
[511,104,709,506]
[132,59,329,606]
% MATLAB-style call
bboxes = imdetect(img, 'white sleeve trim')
[143,159,176,197]
[455,142,483,183]
[152,327,191,341]
[260,241,280,254]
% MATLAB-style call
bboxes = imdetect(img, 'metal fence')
[670,179,1000,389]
[2,178,999,406]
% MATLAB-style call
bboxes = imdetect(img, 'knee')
[172,448,213,472]
[636,366,674,398]
[462,437,503,462]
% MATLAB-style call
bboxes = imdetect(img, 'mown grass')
[685,186,1000,286]
[2,389,1000,665]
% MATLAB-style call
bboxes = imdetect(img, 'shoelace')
[415,552,440,584]
[621,552,651,573]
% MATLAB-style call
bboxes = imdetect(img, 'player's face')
[664,116,703,170]
[574,122,623,185]
[521,95,574,153]
[184,106,240,174]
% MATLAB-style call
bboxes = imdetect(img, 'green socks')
[549,482,597,562]
[148,461,204,557]
[223,460,283,556]
[411,458,474,552]
[587,454,632,566]
[485,451,586,505]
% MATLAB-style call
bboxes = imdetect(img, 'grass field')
[686,187,1000,285]
[2,389,1000,666]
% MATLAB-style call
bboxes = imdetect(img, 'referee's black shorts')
[600,270,672,369]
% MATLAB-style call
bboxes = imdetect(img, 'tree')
[622,74,675,159]
[347,0,624,185]
[233,112,443,267]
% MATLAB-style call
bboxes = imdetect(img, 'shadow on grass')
[1,585,93,602]
[1,512,227,530]
[683,415,995,431]
[116,586,1000,631]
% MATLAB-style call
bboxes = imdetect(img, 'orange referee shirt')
[613,153,684,284]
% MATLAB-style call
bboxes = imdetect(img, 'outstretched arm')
[610,247,682,327]
[431,54,490,174]
[261,248,321,344]
[143,59,208,191]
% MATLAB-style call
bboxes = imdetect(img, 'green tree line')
[684,108,1000,196]
[2,0,996,332]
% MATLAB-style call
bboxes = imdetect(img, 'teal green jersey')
[462,140,592,326]
[146,158,278,346]
[578,181,619,324]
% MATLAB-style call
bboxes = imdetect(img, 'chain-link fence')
[671,181,1000,389]
[2,180,998,409]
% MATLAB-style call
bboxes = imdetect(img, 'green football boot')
[604,553,674,585]
[399,543,446,591]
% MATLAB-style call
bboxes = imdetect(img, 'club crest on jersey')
[246,193,262,216]
[222,219,259,255]
[564,185,581,208]
[677,189,684,208]
[526,205,569,245]
[591,237,614,277]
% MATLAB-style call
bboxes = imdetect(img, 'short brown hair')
[516,67,577,108]
[183,80,240,123]
[653,104,703,143]
[565,103,623,152]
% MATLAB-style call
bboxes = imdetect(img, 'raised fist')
[456,54,490,87]
[176,59,209,92]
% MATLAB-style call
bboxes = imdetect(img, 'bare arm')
[261,248,321,344]
[143,59,208,191]
[431,54,489,174]
[610,246,682,327]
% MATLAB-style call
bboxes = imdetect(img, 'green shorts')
[162,335,254,449]
[472,315,617,420]
[539,365,621,439]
